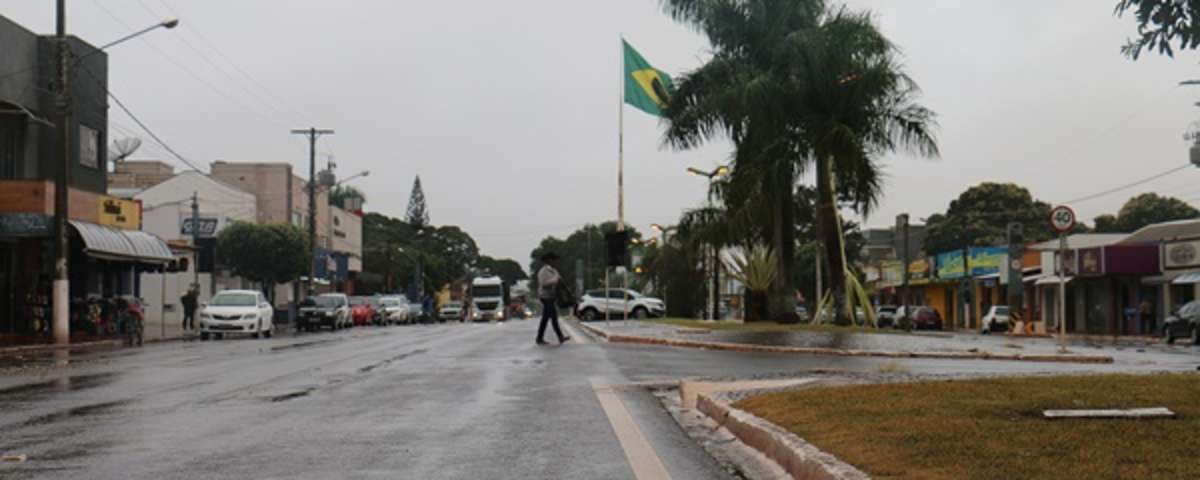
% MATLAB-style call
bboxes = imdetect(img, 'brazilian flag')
[624,40,673,117]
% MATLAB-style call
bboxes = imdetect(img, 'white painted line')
[590,377,673,480]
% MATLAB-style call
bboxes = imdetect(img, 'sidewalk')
[577,320,1120,364]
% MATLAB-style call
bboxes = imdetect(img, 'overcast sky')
[6,1,1200,266]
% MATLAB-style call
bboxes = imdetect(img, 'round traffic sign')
[1049,205,1076,233]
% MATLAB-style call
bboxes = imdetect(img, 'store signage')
[97,196,140,230]
[908,257,932,285]
[181,217,220,237]
[1164,240,1200,269]
[1079,247,1104,275]
[881,260,904,287]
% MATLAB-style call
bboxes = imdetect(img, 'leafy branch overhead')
[1116,0,1200,59]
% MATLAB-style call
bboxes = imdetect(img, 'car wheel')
[633,307,649,320]
[253,321,262,339]
[581,308,598,321]
[1191,326,1200,346]
[1165,327,1176,345]
[264,325,273,338]
[200,332,210,341]
[215,333,225,340]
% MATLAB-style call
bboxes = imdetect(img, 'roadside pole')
[1049,205,1076,353]
[605,268,611,326]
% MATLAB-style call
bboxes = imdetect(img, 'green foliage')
[405,176,431,228]
[724,246,778,292]
[1115,0,1200,59]
[475,256,528,288]
[659,0,937,324]
[360,212,480,295]
[328,185,365,209]
[528,222,642,294]
[645,241,706,318]
[923,183,1054,255]
[1093,192,1200,233]
[217,222,309,287]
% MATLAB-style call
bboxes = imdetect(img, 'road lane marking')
[590,377,673,480]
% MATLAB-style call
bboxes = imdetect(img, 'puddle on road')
[268,338,339,353]
[357,348,428,373]
[0,373,119,400]
[19,401,123,428]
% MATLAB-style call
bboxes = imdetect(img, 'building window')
[0,116,22,178]
[79,124,100,169]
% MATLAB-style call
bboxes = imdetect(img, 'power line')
[1061,163,1193,205]
[88,0,294,130]
[76,63,202,172]
[151,0,315,125]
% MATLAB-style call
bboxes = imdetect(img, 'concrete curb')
[0,335,185,358]
[697,391,870,480]
[576,322,1114,364]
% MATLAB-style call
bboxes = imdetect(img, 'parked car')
[378,296,409,325]
[198,290,275,340]
[908,306,943,331]
[349,296,376,327]
[438,301,465,322]
[876,305,898,328]
[981,305,1011,334]
[574,288,665,321]
[795,305,810,323]
[297,293,351,332]
[1163,300,1200,345]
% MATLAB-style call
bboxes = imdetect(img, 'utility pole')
[52,0,71,344]
[961,214,972,331]
[898,214,910,321]
[290,127,334,298]
[191,192,199,287]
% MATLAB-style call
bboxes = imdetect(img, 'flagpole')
[618,35,625,233]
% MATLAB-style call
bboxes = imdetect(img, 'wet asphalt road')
[1,319,1197,479]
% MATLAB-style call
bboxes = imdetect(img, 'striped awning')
[70,220,173,264]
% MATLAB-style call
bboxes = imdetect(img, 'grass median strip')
[735,373,1200,480]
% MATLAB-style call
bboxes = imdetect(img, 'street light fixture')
[332,170,370,188]
[687,164,730,321]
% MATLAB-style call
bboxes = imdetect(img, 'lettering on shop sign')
[1165,241,1200,269]
[181,218,219,237]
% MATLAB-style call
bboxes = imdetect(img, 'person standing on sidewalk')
[180,286,199,332]
[536,252,569,345]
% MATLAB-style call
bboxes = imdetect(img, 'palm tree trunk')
[815,155,848,325]
[766,160,795,320]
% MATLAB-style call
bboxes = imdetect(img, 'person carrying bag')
[535,252,570,345]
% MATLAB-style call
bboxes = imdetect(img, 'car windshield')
[995,306,1009,315]
[472,285,501,296]
[313,297,340,307]
[381,299,401,307]
[445,302,462,308]
[350,297,368,306]
[210,293,256,307]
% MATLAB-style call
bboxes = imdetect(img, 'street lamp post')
[687,166,729,321]
[51,2,178,344]
[650,223,676,307]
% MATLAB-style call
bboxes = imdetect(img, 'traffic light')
[606,231,629,267]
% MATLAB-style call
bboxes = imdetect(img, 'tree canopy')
[328,185,365,209]
[475,256,528,288]
[528,222,643,294]
[1115,0,1200,59]
[923,183,1055,255]
[360,212,487,296]
[405,176,431,228]
[1093,192,1200,233]
[217,222,308,291]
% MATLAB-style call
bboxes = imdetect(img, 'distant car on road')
[198,290,275,340]
[1163,300,1200,345]
[297,294,351,332]
[981,306,1010,334]
[876,305,898,328]
[378,296,409,325]
[439,301,465,322]
[575,288,665,321]
[349,296,377,327]
[909,306,943,331]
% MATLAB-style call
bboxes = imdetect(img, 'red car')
[909,307,943,330]
[349,296,376,327]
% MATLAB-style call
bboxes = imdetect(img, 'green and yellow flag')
[624,40,673,117]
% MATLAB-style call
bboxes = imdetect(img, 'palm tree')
[660,0,938,324]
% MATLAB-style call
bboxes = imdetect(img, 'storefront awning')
[1035,275,1073,286]
[69,220,173,264]
[1172,272,1200,285]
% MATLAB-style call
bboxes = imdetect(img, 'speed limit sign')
[1049,205,1076,233]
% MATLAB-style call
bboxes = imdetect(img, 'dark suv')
[1163,300,1200,345]
[297,294,351,332]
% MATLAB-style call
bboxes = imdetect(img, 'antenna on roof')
[109,137,142,163]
